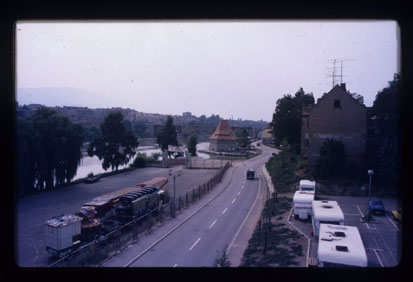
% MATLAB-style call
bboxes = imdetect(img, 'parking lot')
[289,195,401,267]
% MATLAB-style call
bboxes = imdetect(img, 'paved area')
[289,194,401,267]
[16,165,219,267]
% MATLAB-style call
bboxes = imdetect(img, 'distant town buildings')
[16,103,267,142]
[301,84,367,167]
[209,120,237,152]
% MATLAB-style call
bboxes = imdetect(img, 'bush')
[132,153,148,168]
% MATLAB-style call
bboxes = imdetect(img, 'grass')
[240,196,305,267]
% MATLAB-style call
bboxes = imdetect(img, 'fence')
[49,162,231,267]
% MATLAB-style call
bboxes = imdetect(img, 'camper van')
[312,200,344,238]
[293,190,315,220]
[317,224,367,267]
[299,180,316,192]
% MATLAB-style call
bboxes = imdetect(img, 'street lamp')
[366,169,374,219]
[169,169,181,218]
[367,169,374,199]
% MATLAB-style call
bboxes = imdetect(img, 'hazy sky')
[16,21,399,122]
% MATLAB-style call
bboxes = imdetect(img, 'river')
[74,142,210,180]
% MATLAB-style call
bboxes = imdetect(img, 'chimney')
[340,83,346,91]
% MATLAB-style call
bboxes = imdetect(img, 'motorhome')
[312,200,344,238]
[317,224,367,267]
[299,180,316,192]
[293,190,315,220]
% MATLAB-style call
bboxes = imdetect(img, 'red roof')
[210,120,237,140]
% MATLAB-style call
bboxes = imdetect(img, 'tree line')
[15,108,194,197]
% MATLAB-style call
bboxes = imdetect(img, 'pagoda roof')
[210,120,237,140]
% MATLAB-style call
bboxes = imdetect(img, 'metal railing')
[49,162,231,267]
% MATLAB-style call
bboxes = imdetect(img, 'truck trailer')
[293,190,315,220]
[298,179,316,192]
[317,223,367,267]
[44,214,82,258]
[311,200,344,238]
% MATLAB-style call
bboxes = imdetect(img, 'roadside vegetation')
[240,195,305,267]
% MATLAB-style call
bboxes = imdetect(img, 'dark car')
[84,175,100,184]
[246,169,255,180]
[368,197,385,216]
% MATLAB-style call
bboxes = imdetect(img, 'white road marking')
[173,264,178,267]
[241,185,244,190]
[373,249,384,267]
[232,198,236,204]
[222,207,228,214]
[209,219,217,229]
[238,191,241,195]
[356,205,372,229]
[386,214,399,231]
[189,237,201,251]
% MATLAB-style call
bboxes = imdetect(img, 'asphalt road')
[105,144,276,267]
[16,165,218,267]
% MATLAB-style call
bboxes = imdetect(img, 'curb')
[286,207,311,267]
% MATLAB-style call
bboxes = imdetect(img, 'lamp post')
[368,169,374,199]
[169,169,181,218]
[366,169,374,219]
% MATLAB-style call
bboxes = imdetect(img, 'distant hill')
[16,87,113,108]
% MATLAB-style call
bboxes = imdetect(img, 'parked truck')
[44,177,168,258]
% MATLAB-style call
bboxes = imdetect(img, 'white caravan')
[293,191,315,220]
[312,200,344,238]
[317,224,367,267]
[299,180,316,192]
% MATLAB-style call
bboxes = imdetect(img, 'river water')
[74,142,210,180]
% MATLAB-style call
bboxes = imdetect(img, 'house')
[301,83,367,167]
[261,128,273,145]
[209,120,237,152]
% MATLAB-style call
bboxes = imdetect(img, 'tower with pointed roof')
[209,120,237,152]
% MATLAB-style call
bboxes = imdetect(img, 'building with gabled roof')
[209,119,237,152]
[301,83,367,167]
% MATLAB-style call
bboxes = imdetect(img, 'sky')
[15,20,400,122]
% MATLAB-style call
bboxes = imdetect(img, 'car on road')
[392,208,402,222]
[84,175,101,184]
[246,169,255,180]
[368,197,385,216]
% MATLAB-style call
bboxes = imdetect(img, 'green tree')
[187,133,198,156]
[88,111,139,171]
[315,139,346,179]
[237,128,251,151]
[366,73,400,193]
[156,116,179,153]
[15,115,38,196]
[16,107,85,192]
[270,88,314,152]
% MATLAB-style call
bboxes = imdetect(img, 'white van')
[317,224,367,267]
[312,200,344,238]
[299,180,316,192]
[293,190,315,220]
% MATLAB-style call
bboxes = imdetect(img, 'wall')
[301,85,367,167]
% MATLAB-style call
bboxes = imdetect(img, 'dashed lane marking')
[222,207,228,214]
[189,237,201,251]
[232,198,236,204]
[209,220,217,229]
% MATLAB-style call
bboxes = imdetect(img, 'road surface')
[104,144,276,267]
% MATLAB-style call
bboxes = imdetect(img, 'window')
[334,100,341,108]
